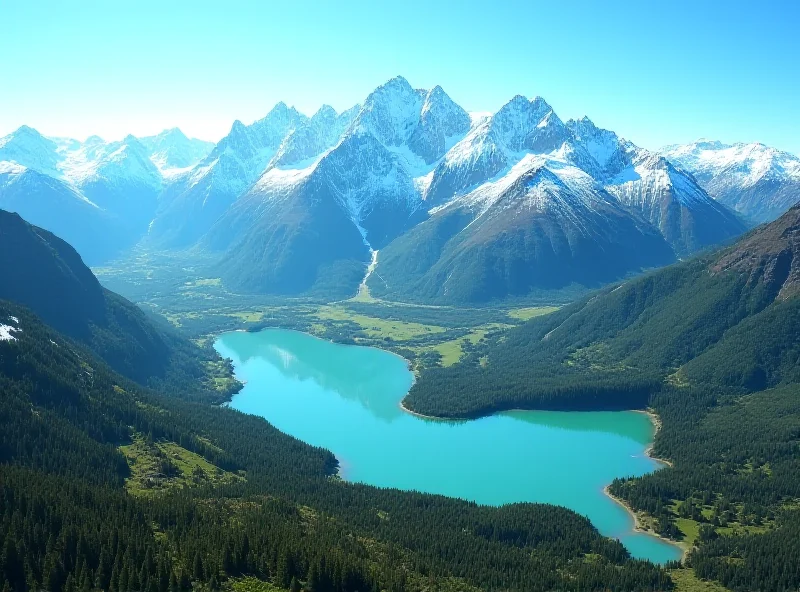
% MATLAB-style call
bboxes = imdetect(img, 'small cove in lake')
[214,328,682,564]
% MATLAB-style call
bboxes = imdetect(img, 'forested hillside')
[407,203,800,591]
[0,209,233,402]
[0,299,671,592]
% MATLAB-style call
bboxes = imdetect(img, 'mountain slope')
[369,160,675,303]
[406,202,800,416]
[661,140,800,223]
[0,208,231,400]
[208,169,371,297]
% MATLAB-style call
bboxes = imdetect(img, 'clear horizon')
[2,0,799,155]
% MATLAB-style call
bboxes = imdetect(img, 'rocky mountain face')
[712,202,800,300]
[661,140,800,223]
[202,77,470,295]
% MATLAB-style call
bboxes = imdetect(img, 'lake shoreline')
[219,328,682,563]
[603,484,687,561]
[399,397,684,561]
[603,408,686,561]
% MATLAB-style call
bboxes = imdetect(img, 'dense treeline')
[0,300,670,591]
[404,255,793,417]
[607,383,800,591]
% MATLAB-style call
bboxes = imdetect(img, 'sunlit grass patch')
[119,433,244,497]
[507,306,559,321]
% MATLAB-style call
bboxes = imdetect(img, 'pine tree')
[192,553,204,582]
[96,549,111,591]
[276,553,291,589]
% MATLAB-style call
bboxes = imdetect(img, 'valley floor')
[94,249,560,374]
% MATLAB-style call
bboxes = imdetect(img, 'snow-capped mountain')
[0,126,61,176]
[157,76,752,299]
[565,119,748,255]
[138,128,214,175]
[423,95,574,205]
[270,104,359,168]
[365,94,751,302]
[661,140,800,223]
[146,103,309,247]
[203,77,472,294]
[369,158,675,303]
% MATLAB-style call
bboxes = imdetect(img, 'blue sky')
[2,0,798,154]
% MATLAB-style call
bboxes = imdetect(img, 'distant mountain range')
[2,76,797,302]
[660,140,800,224]
[0,126,213,263]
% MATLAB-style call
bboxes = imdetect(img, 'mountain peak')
[0,125,60,173]
[352,75,425,147]
[258,102,305,128]
[381,75,413,91]
[495,94,555,121]
[491,94,566,153]
[420,84,463,116]
[314,104,337,119]
[160,127,188,140]
[515,164,563,190]
[530,96,553,112]
[13,124,42,138]
[567,116,600,135]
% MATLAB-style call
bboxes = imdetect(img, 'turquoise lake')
[214,328,682,564]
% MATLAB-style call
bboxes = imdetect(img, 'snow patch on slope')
[0,317,20,342]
